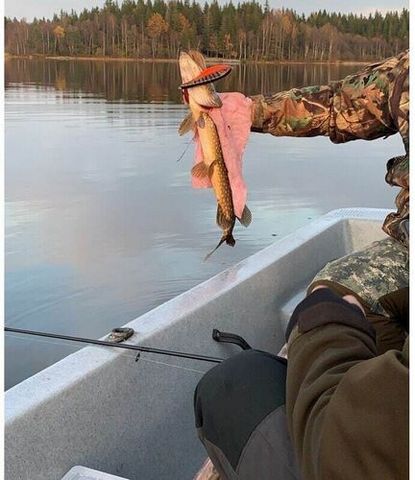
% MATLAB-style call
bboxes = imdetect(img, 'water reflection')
[5,59,402,389]
[6,58,361,103]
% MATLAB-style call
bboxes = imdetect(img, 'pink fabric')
[192,92,252,219]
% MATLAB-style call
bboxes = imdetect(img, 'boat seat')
[61,466,130,480]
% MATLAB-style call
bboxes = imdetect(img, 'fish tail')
[204,232,235,261]
[226,233,235,247]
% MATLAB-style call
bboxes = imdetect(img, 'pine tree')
[4,2,409,61]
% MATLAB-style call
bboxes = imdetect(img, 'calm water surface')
[5,59,403,389]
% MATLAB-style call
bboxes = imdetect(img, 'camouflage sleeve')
[250,85,333,138]
[250,50,408,144]
[250,50,409,246]
[382,51,409,245]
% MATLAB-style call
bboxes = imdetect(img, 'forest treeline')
[5,1,409,62]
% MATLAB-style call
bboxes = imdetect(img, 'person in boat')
[194,50,409,480]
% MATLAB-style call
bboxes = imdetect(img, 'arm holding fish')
[249,50,409,246]
[249,50,408,142]
[249,75,397,143]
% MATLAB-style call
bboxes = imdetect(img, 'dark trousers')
[194,350,301,480]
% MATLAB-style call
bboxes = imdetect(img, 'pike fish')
[178,50,252,260]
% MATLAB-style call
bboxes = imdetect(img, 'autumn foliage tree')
[53,25,65,53]
[147,12,168,57]
[4,3,409,61]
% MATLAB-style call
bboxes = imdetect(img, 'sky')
[5,0,408,21]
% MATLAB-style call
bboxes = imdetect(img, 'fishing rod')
[5,326,225,364]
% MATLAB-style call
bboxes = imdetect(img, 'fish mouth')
[179,50,223,108]
[179,51,204,84]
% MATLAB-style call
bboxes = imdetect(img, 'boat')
[5,208,390,480]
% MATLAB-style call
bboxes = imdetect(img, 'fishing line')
[6,332,210,376]
[176,138,193,162]
[5,326,223,364]
[138,357,207,375]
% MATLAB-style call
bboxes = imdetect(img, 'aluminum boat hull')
[5,208,390,480]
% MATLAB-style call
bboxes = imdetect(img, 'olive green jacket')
[250,50,409,246]
[285,288,408,480]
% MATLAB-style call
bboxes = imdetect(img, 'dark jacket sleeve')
[286,289,409,480]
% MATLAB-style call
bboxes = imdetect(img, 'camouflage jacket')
[251,50,409,247]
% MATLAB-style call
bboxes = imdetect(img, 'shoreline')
[5,53,370,66]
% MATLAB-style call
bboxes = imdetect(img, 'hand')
[311,285,365,316]
[249,94,267,133]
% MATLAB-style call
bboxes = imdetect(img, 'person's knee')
[194,350,299,479]
[195,350,287,429]
[194,350,287,457]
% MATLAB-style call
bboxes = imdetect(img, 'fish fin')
[204,236,227,261]
[191,162,209,178]
[238,205,252,227]
[188,50,206,69]
[226,234,236,246]
[188,84,222,108]
[204,233,235,261]
[178,112,195,135]
[197,114,205,129]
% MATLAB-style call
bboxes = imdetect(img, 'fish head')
[179,51,205,82]
[179,50,222,109]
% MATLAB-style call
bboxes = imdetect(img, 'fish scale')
[205,113,235,225]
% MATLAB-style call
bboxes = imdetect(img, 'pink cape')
[192,92,252,219]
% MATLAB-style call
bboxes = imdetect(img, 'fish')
[178,50,252,260]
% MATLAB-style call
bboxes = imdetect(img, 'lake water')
[5,58,403,389]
